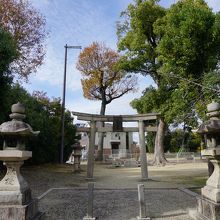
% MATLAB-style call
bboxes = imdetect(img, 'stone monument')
[0,102,44,220]
[190,101,220,220]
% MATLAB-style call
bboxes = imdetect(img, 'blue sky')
[24,0,220,116]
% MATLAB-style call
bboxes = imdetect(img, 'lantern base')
[202,185,220,203]
[83,217,96,220]
[189,196,220,220]
[0,189,32,205]
[0,198,44,220]
[0,160,31,205]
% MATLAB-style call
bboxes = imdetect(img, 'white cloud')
[34,44,63,85]
[26,40,82,92]
[68,74,154,115]
[30,0,49,7]
[206,0,220,12]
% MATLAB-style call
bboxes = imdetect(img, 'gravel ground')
[38,188,196,220]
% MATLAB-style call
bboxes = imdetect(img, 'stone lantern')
[190,101,220,220]
[0,103,43,220]
[71,141,83,173]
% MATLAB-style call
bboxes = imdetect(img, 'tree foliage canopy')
[155,0,220,79]
[118,0,220,163]
[155,0,220,123]
[117,0,166,85]
[0,28,17,123]
[0,0,48,79]
[120,0,220,126]
[0,28,17,73]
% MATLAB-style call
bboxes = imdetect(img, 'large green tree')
[155,0,220,117]
[118,0,220,165]
[117,0,165,84]
[117,0,168,165]
[156,0,220,78]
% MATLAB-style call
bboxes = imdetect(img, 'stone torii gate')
[72,112,160,181]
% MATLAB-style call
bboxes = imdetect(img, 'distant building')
[76,122,136,159]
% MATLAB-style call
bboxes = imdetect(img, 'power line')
[168,72,220,94]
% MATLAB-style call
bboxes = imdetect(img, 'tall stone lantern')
[0,103,43,220]
[190,101,220,220]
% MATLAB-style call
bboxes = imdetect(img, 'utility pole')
[60,44,81,164]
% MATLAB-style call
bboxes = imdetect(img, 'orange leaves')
[76,42,138,104]
[77,42,119,78]
[81,77,100,100]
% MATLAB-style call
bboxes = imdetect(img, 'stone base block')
[141,178,150,181]
[0,189,32,205]
[202,186,220,203]
[189,196,220,220]
[85,178,95,181]
[137,216,151,220]
[83,216,96,220]
[0,199,44,220]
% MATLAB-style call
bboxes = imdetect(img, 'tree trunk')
[96,101,106,161]
[152,118,167,165]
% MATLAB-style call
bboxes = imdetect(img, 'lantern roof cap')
[0,103,39,136]
[197,119,220,134]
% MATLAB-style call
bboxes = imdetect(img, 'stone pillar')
[83,183,96,220]
[137,184,150,220]
[202,158,220,202]
[87,120,96,180]
[138,120,148,180]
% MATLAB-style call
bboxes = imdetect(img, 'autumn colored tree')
[76,42,137,160]
[0,0,48,79]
